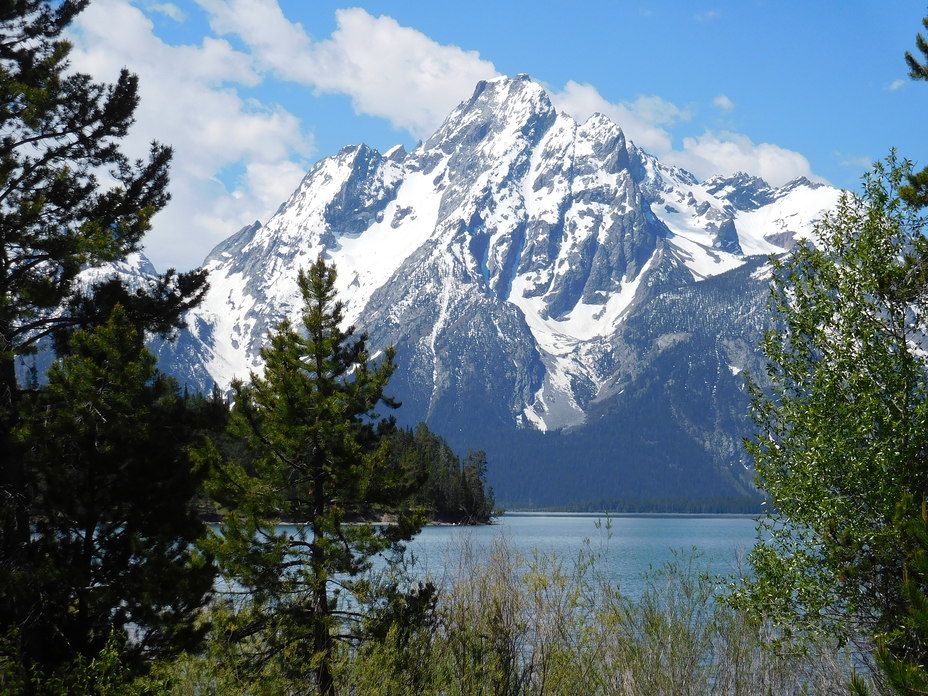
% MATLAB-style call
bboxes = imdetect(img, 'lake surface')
[404,512,759,599]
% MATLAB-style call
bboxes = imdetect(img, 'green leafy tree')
[8,306,215,685]
[739,154,928,648]
[209,257,424,696]
[851,19,928,694]
[865,498,928,695]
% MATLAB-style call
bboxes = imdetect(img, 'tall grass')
[159,531,878,695]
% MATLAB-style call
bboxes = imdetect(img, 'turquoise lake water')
[404,512,759,599]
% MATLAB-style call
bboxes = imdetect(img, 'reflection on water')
[403,512,758,599]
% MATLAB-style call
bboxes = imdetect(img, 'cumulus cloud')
[308,9,499,137]
[550,81,679,153]
[664,132,815,186]
[197,0,314,80]
[713,94,734,112]
[146,3,185,22]
[630,94,695,125]
[67,0,313,271]
[550,83,810,186]
[198,2,499,138]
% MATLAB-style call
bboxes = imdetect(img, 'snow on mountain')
[77,251,160,288]
[14,251,164,384]
[156,75,842,506]
[636,150,838,276]
[172,74,839,421]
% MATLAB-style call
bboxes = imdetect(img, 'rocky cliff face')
[157,75,840,507]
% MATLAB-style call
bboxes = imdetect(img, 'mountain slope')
[159,75,840,507]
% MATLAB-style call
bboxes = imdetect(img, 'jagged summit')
[703,172,774,210]
[180,74,838,416]
[156,75,842,506]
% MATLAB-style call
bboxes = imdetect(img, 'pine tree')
[902,15,928,208]
[461,450,495,524]
[0,0,192,377]
[385,424,496,523]
[905,16,928,81]
[210,257,423,696]
[10,306,216,684]
[0,1,210,686]
[0,0,207,590]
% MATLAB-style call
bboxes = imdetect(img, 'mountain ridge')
[152,75,839,506]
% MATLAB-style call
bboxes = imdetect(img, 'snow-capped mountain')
[14,252,165,381]
[159,75,840,507]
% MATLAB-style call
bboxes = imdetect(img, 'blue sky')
[67,1,927,271]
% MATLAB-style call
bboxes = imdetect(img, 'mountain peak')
[465,75,551,120]
[413,75,556,180]
[778,176,824,193]
[428,75,553,139]
[384,144,407,162]
[702,172,774,211]
[154,75,842,508]
[580,111,621,133]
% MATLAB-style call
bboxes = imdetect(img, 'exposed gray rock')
[153,75,841,507]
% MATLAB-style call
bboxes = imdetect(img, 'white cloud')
[664,131,815,186]
[146,3,186,22]
[67,0,313,271]
[551,84,810,186]
[241,160,309,212]
[550,81,676,152]
[308,9,499,137]
[197,3,499,138]
[835,151,871,169]
[713,94,734,112]
[196,0,314,80]
[887,78,906,91]
[630,94,695,125]
[695,10,720,22]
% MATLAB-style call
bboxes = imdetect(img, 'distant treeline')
[526,495,764,515]
[386,423,496,524]
[205,394,496,525]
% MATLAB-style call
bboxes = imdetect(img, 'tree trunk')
[310,529,335,696]
[0,342,28,568]
[0,337,35,689]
